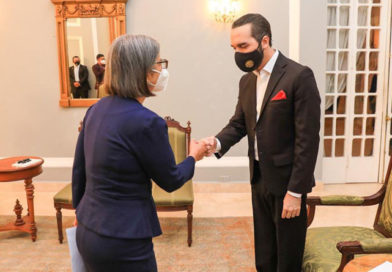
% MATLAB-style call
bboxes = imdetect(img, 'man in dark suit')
[69,56,90,98]
[203,14,321,271]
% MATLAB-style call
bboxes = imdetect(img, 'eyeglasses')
[156,59,169,69]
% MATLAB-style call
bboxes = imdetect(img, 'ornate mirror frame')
[51,0,128,107]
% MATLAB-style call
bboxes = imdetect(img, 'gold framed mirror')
[51,0,128,107]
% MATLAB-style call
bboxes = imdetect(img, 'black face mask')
[234,42,263,72]
[74,61,80,66]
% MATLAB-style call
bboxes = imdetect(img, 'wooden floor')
[0,181,382,228]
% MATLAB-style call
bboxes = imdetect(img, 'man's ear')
[261,35,270,49]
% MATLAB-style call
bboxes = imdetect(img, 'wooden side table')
[0,156,44,242]
[343,254,392,272]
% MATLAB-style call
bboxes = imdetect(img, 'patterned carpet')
[0,216,255,272]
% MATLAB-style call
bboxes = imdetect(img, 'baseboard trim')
[196,157,249,167]
[1,156,250,168]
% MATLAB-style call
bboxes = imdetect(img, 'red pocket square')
[271,90,287,101]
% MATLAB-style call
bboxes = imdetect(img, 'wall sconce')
[208,0,240,23]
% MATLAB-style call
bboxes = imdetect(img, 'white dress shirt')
[74,65,80,82]
[253,50,279,161]
[215,50,301,198]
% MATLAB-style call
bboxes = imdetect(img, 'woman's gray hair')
[104,34,160,98]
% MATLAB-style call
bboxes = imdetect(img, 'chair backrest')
[165,117,191,162]
[151,117,194,206]
[375,157,392,237]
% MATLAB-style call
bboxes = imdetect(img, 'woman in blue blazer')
[72,34,207,272]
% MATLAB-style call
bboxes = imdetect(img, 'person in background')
[69,56,90,98]
[72,34,207,272]
[92,53,106,97]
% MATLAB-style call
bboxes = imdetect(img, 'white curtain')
[325,6,368,110]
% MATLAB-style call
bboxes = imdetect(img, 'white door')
[322,0,390,183]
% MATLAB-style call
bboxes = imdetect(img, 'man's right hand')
[189,139,208,161]
[201,136,217,157]
[281,193,301,219]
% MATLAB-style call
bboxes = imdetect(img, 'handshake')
[189,136,218,161]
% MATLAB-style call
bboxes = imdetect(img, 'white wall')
[0,0,325,182]
[0,1,85,157]
[299,0,327,180]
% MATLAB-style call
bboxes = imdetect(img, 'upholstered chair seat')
[54,183,72,205]
[303,227,384,271]
[153,181,194,206]
[53,183,73,243]
[303,160,392,271]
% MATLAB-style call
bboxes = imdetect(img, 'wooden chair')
[302,156,392,272]
[53,183,73,243]
[152,116,194,247]
[53,122,82,243]
[54,118,194,246]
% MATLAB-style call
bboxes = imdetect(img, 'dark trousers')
[72,88,89,98]
[76,223,158,272]
[251,161,307,272]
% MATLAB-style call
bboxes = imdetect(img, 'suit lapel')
[257,54,287,124]
[70,66,74,80]
[244,73,257,131]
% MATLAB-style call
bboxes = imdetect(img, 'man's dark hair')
[96,53,104,60]
[72,56,79,61]
[232,13,272,46]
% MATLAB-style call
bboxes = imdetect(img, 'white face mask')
[148,68,169,92]
[101,59,106,64]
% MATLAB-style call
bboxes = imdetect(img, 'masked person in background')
[202,13,321,272]
[92,53,106,97]
[72,34,207,272]
[69,56,90,98]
